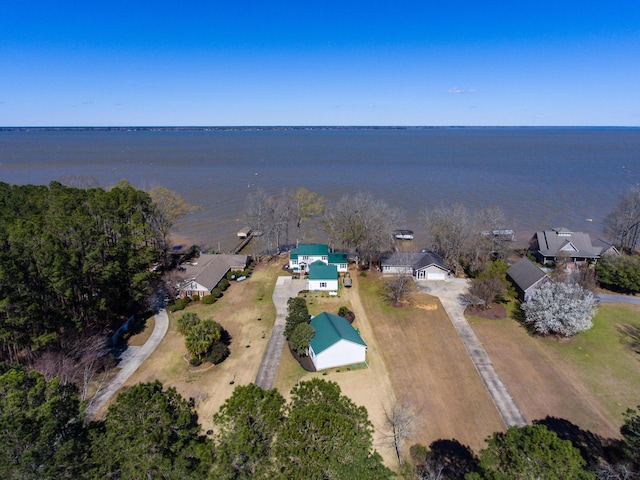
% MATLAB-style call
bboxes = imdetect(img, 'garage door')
[426,272,446,280]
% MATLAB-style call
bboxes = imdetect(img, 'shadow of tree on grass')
[617,324,640,355]
[534,416,626,468]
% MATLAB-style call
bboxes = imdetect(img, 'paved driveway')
[254,276,307,390]
[85,308,169,418]
[598,293,640,304]
[416,278,527,428]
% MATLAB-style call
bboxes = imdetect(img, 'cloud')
[448,87,477,94]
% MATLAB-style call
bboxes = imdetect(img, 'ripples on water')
[1,127,638,251]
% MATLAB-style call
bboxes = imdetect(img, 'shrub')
[289,323,315,356]
[211,288,223,299]
[168,297,191,312]
[217,278,230,291]
[189,357,202,367]
[207,341,230,364]
[360,271,367,277]
[201,294,216,304]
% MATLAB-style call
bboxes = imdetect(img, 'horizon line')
[2,125,639,130]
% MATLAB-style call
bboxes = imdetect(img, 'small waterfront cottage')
[529,227,619,265]
[288,243,348,273]
[506,257,549,302]
[177,254,249,298]
[308,312,367,371]
[308,261,339,291]
[380,250,450,280]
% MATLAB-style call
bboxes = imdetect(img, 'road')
[598,293,640,305]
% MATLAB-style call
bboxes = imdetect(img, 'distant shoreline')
[1,126,638,132]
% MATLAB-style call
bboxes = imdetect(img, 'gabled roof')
[308,261,338,280]
[177,254,249,291]
[290,243,329,258]
[413,251,450,272]
[506,258,547,292]
[534,228,600,259]
[328,252,348,264]
[380,250,450,271]
[592,238,621,256]
[309,312,366,354]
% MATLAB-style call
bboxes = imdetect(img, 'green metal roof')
[290,243,329,257]
[309,312,366,354]
[328,252,348,264]
[308,262,337,280]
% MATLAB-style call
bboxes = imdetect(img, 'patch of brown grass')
[359,274,505,453]
[118,257,284,432]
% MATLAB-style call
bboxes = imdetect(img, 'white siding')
[382,265,413,275]
[415,265,448,280]
[311,340,366,370]
[308,279,339,291]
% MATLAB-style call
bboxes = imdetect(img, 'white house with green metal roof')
[308,261,338,291]
[288,243,348,273]
[308,312,367,370]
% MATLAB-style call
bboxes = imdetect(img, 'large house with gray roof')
[308,312,367,371]
[380,250,450,280]
[529,227,619,265]
[177,254,249,298]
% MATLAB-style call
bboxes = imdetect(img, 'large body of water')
[1,127,639,251]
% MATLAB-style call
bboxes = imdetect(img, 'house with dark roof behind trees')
[506,257,549,302]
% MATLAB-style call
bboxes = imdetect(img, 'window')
[320,282,327,288]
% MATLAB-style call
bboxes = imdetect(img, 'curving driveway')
[416,279,528,428]
[85,308,169,418]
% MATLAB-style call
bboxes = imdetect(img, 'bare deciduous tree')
[324,192,403,267]
[149,186,200,264]
[604,187,640,254]
[382,399,417,468]
[425,204,511,276]
[424,203,474,276]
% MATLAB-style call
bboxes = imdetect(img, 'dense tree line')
[0,181,198,374]
[0,181,163,367]
[0,367,392,479]
[4,365,640,479]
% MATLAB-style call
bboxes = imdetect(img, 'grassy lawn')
[468,302,640,439]
[357,272,505,453]
[109,257,285,432]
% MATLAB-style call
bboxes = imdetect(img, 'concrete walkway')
[417,279,528,428]
[254,276,307,390]
[85,308,169,418]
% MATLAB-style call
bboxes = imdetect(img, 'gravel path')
[85,308,169,418]
[416,279,528,428]
[254,276,307,390]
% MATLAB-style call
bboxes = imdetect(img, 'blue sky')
[1,1,639,126]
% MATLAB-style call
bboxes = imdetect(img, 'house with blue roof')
[288,243,348,273]
[308,312,367,370]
